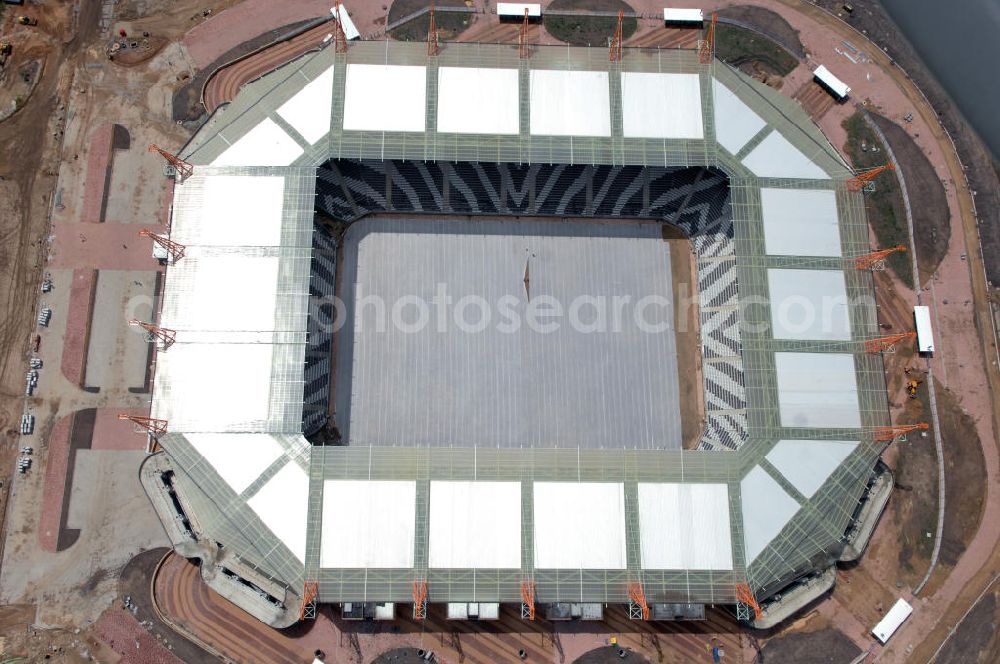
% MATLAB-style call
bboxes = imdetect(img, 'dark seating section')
[315,159,732,235]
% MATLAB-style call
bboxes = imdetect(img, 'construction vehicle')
[17,16,38,26]
[906,378,922,399]
[0,42,11,64]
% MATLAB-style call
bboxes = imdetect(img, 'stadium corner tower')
[140,40,893,628]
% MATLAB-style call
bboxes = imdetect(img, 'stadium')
[140,36,895,628]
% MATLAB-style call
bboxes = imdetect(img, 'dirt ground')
[870,113,952,286]
[664,229,705,450]
[758,625,861,664]
[389,0,473,42]
[935,589,1000,664]
[545,0,638,47]
[812,0,1000,289]
[717,5,804,57]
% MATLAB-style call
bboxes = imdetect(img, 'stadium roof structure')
[148,40,891,624]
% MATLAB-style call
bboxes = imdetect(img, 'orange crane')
[609,10,624,62]
[427,3,440,57]
[148,144,193,181]
[699,12,717,64]
[873,423,929,442]
[847,163,895,192]
[627,581,650,620]
[735,583,762,621]
[519,8,530,59]
[139,230,185,263]
[520,580,536,620]
[332,0,349,53]
[863,331,916,354]
[129,320,176,349]
[300,581,319,619]
[118,414,168,436]
[412,579,428,619]
[854,244,906,270]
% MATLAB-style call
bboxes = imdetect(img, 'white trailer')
[813,64,851,100]
[914,305,935,354]
[498,3,541,21]
[871,598,913,644]
[663,8,704,25]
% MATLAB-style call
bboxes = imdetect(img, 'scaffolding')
[520,580,536,620]
[627,582,650,620]
[519,8,530,59]
[698,12,717,64]
[332,0,349,54]
[847,163,895,192]
[300,581,318,619]
[609,10,624,62]
[864,332,916,354]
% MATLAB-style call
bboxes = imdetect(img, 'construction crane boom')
[873,423,929,442]
[148,144,193,181]
[854,244,906,270]
[699,12,717,64]
[129,320,176,349]
[332,0,349,53]
[300,581,319,620]
[520,580,536,620]
[847,163,895,192]
[412,579,428,619]
[863,331,916,354]
[139,230,186,263]
[427,3,439,57]
[519,8,530,59]
[735,583,762,621]
[627,581,650,620]
[118,414,168,436]
[609,10,624,62]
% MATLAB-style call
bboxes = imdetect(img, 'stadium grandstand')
[138,38,897,628]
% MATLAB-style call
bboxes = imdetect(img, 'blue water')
[880,0,1000,161]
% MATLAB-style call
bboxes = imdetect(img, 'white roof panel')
[740,466,801,564]
[343,64,426,132]
[152,343,274,430]
[712,79,766,154]
[437,67,520,135]
[621,72,703,139]
[170,175,285,247]
[766,439,859,498]
[533,482,626,569]
[530,69,611,137]
[760,188,842,257]
[741,131,829,180]
[775,352,861,428]
[186,433,285,493]
[248,461,310,562]
[164,255,280,332]
[767,268,851,340]
[428,481,521,569]
[320,480,416,568]
[277,66,335,144]
[638,483,733,570]
[211,118,303,167]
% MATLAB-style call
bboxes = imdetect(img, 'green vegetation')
[391,12,471,42]
[388,0,472,42]
[842,112,913,287]
[545,0,637,47]
[545,15,637,47]
[714,24,797,76]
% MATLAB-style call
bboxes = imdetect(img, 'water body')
[880,0,1000,161]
